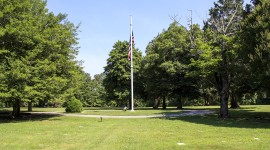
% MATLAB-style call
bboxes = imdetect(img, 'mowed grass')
[0,105,269,150]
[0,106,209,116]
[82,107,185,116]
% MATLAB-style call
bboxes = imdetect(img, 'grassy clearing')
[0,105,269,150]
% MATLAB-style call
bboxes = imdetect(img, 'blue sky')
[46,0,250,76]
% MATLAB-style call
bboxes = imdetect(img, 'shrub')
[65,97,83,113]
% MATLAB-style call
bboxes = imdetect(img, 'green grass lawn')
[0,105,269,150]
[82,107,186,116]
[1,106,213,116]
[0,107,66,113]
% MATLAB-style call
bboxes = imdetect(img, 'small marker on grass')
[177,142,185,146]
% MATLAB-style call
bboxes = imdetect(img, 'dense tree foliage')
[142,22,200,109]
[75,73,106,107]
[103,41,142,108]
[237,0,270,102]
[0,0,81,117]
[102,0,270,114]
[190,0,244,118]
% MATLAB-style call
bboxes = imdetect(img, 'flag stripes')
[128,31,134,61]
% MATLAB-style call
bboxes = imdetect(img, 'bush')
[65,97,83,113]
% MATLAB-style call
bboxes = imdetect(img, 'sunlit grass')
[81,108,184,116]
[0,107,66,113]
[3,107,187,116]
[0,105,269,149]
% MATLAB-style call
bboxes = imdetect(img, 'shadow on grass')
[0,110,62,123]
[159,108,270,129]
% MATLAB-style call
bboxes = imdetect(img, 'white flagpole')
[130,16,134,111]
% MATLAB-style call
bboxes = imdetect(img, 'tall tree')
[237,0,270,99]
[143,22,199,109]
[103,41,142,108]
[209,0,243,116]
[190,0,244,118]
[0,0,80,117]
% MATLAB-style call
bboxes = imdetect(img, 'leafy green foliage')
[189,0,244,117]
[76,73,106,107]
[65,97,83,113]
[143,22,200,108]
[238,1,270,96]
[0,0,81,116]
[103,41,142,107]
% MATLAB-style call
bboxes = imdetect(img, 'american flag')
[128,31,134,61]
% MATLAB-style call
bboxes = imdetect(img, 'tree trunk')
[177,97,183,109]
[39,100,45,107]
[215,70,229,118]
[219,43,229,119]
[230,91,239,109]
[204,94,209,106]
[28,101,33,112]
[153,98,160,109]
[162,96,166,109]
[220,90,229,118]
[12,99,21,117]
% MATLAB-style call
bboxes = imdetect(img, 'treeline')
[1,0,270,118]
[103,0,270,118]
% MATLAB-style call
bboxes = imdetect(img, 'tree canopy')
[142,22,200,109]
[103,41,142,108]
[0,0,82,116]
[237,0,270,98]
